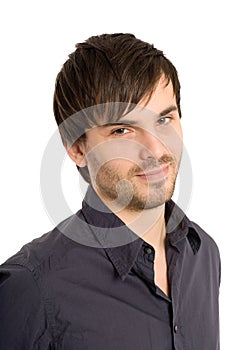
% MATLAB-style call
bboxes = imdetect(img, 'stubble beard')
[93,157,179,212]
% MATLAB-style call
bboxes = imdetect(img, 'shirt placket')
[167,237,187,350]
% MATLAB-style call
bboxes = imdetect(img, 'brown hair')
[53,33,181,182]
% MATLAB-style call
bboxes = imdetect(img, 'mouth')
[136,164,170,182]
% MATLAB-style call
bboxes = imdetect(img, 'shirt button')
[144,247,153,255]
[174,325,178,333]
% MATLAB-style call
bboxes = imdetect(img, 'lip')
[136,164,169,182]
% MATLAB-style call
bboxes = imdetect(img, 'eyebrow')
[102,120,138,127]
[159,105,178,117]
[101,105,178,128]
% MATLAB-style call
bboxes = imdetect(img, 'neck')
[96,188,166,251]
[117,205,166,251]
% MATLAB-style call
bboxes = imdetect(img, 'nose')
[138,130,168,160]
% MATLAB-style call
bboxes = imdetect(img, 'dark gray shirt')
[0,186,220,349]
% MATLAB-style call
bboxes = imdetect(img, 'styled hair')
[53,33,181,182]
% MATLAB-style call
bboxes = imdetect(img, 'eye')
[157,116,172,125]
[111,127,131,136]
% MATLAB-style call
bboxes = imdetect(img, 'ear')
[66,141,87,168]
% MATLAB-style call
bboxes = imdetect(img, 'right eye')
[111,128,131,136]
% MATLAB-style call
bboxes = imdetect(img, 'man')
[0,34,220,349]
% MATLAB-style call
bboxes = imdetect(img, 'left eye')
[157,117,171,125]
[111,128,131,135]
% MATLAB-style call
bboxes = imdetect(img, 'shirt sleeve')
[0,263,52,350]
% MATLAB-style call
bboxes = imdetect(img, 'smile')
[136,164,170,182]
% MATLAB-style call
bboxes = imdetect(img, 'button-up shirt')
[0,186,220,349]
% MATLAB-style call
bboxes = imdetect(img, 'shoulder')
[2,214,85,272]
[0,217,87,349]
[2,230,61,271]
[0,261,46,348]
[0,228,64,318]
[0,209,101,283]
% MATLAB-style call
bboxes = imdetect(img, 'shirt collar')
[81,185,201,280]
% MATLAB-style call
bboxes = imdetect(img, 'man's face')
[82,78,183,212]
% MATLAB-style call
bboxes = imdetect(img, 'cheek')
[176,123,183,140]
[156,123,183,159]
[101,159,135,174]
[174,125,183,158]
[87,154,138,185]
[86,140,142,168]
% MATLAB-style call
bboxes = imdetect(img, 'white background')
[0,0,232,347]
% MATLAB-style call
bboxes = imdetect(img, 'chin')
[129,181,176,211]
